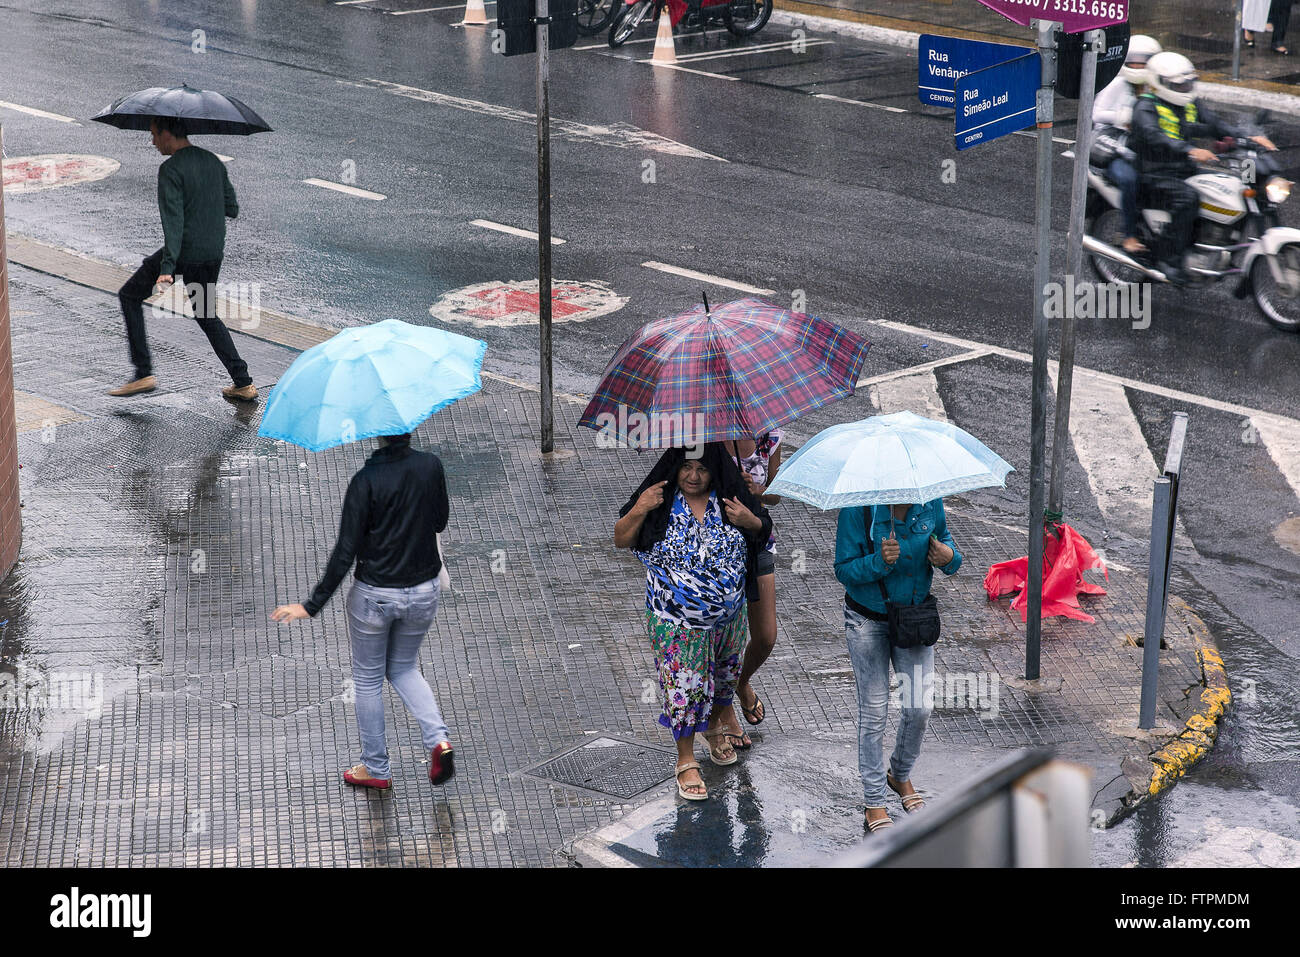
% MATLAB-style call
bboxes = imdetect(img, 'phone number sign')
[976,0,1128,34]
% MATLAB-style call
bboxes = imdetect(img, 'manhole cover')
[521,735,675,800]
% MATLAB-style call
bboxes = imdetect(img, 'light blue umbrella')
[258,319,486,452]
[767,411,1013,509]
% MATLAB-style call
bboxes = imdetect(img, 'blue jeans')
[346,578,448,779]
[844,606,934,806]
[1108,157,1140,240]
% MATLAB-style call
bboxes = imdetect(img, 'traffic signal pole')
[536,0,554,454]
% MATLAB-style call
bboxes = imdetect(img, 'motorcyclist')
[1093,35,1161,255]
[1129,51,1278,284]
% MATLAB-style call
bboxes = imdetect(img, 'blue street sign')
[918,34,1029,108]
[954,52,1040,151]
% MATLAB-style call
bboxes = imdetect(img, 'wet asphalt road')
[1,0,1298,865]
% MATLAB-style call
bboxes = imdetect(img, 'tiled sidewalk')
[0,264,1214,866]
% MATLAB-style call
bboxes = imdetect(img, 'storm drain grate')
[521,736,676,801]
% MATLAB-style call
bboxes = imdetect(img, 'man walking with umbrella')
[93,85,272,399]
[109,116,255,399]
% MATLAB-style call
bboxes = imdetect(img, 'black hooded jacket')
[618,443,774,602]
[303,437,449,615]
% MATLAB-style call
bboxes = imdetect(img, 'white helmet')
[1120,35,1161,84]
[1145,51,1197,107]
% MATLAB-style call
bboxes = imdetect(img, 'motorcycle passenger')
[1130,52,1278,285]
[1093,35,1162,255]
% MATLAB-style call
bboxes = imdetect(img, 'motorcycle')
[608,0,772,47]
[1084,124,1300,332]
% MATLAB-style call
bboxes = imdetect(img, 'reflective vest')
[1151,98,1198,140]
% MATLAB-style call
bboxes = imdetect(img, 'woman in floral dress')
[615,444,772,800]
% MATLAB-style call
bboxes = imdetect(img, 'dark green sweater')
[157,145,238,274]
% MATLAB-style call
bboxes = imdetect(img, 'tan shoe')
[107,376,157,397]
[222,383,258,402]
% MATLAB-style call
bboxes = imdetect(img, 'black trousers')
[117,247,252,387]
[1143,177,1199,265]
[1270,0,1293,46]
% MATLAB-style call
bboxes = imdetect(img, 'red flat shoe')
[429,741,455,785]
[343,763,391,790]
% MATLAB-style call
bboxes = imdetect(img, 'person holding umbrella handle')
[835,499,961,833]
[616,445,771,801]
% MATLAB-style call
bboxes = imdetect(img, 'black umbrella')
[90,84,272,135]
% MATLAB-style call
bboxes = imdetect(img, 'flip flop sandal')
[864,807,894,833]
[723,730,751,751]
[887,773,927,813]
[702,731,739,766]
[676,761,708,800]
[740,691,765,725]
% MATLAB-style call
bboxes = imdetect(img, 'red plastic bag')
[984,523,1109,624]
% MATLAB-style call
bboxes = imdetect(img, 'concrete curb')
[771,4,1300,116]
[1145,598,1233,797]
[1100,598,1232,824]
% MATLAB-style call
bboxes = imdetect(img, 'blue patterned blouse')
[634,491,748,630]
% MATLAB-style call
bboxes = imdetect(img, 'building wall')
[0,126,22,581]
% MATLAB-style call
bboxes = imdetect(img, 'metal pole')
[536,0,554,454]
[1139,476,1172,729]
[1026,20,1058,681]
[1233,1,1243,83]
[1048,28,1101,520]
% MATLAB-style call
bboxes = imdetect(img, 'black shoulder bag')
[859,509,941,649]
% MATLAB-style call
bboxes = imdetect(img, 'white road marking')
[1048,365,1160,533]
[814,93,907,113]
[855,348,988,388]
[0,101,77,123]
[868,317,1300,435]
[870,369,949,423]
[391,2,494,12]
[215,153,233,163]
[649,38,832,64]
[1252,416,1300,500]
[640,61,740,80]
[348,78,728,161]
[302,178,387,200]
[470,219,566,244]
[334,1,373,5]
[641,261,775,295]
[574,36,659,50]
[1012,129,1076,145]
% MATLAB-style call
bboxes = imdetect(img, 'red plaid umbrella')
[578,298,869,447]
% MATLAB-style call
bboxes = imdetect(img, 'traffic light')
[496,0,579,57]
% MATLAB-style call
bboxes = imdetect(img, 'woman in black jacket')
[271,433,455,791]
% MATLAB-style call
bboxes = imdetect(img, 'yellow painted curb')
[1146,599,1231,797]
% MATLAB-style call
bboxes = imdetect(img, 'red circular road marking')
[2,154,120,194]
[429,279,627,327]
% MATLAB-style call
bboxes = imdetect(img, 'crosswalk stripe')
[870,370,949,422]
[1252,417,1300,500]
[1050,367,1159,533]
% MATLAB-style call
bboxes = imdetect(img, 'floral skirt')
[646,609,747,740]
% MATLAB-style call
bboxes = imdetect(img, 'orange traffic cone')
[651,11,677,64]
[462,0,490,25]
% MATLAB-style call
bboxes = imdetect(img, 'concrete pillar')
[0,125,22,581]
